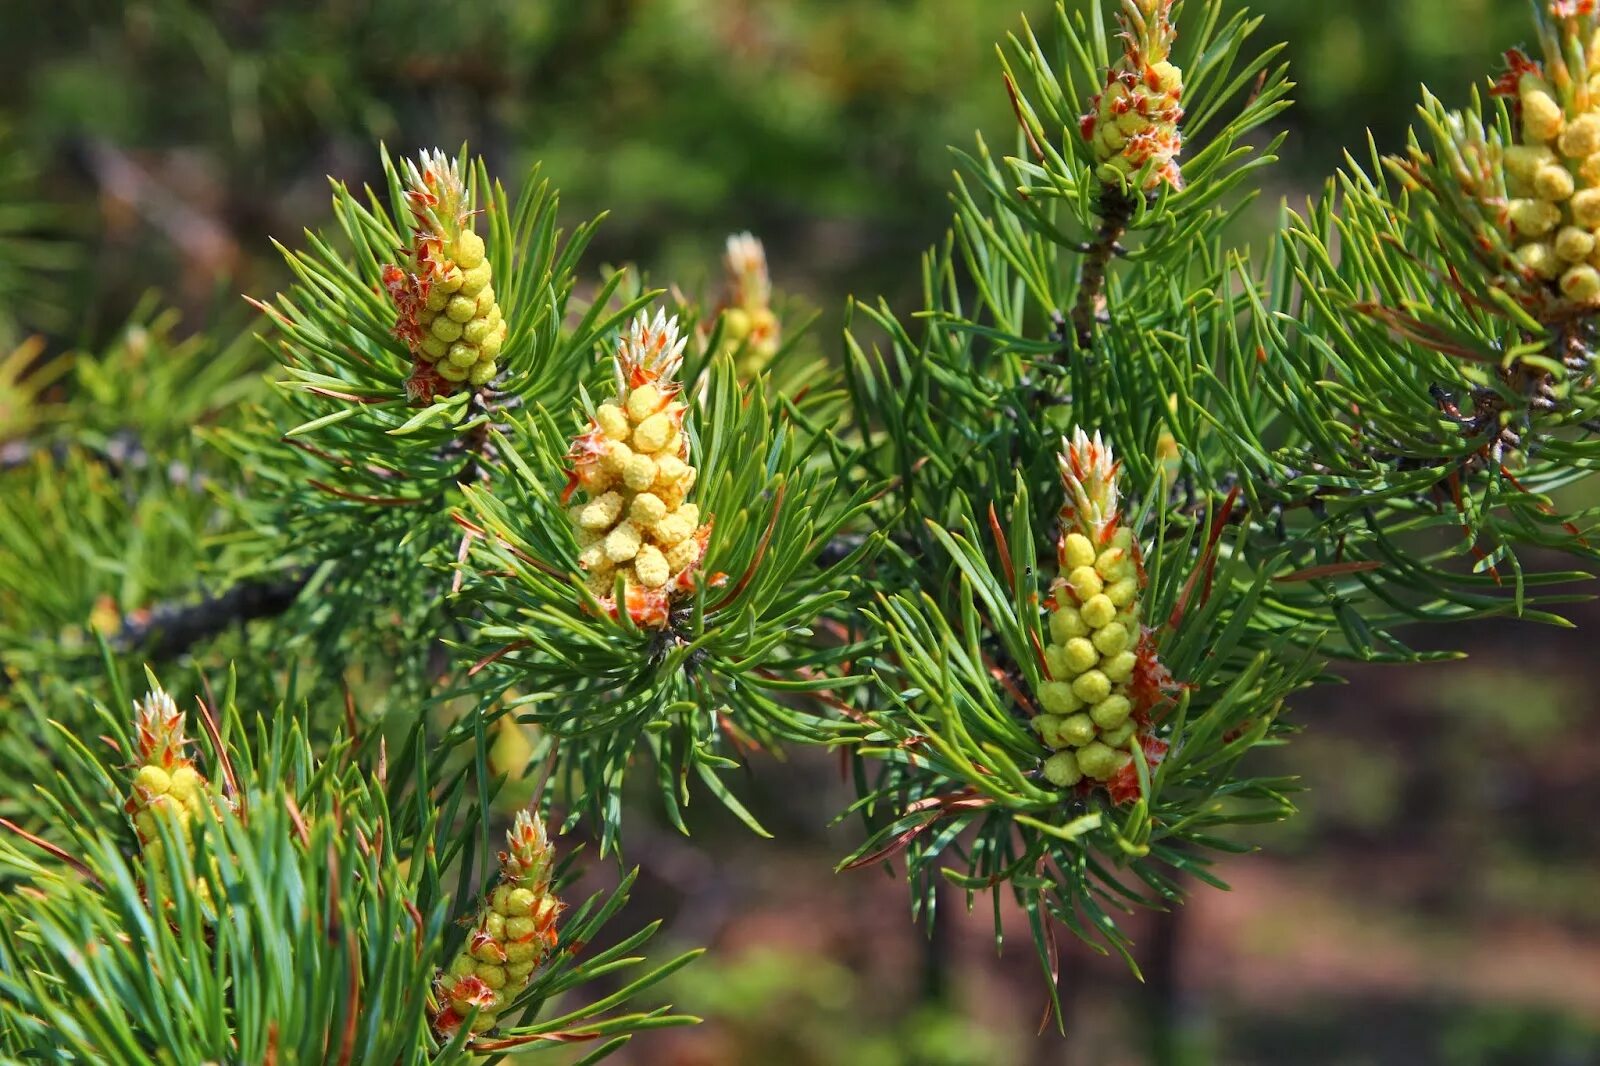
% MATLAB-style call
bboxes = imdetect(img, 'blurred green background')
[5,1,1599,1063]
[0,0,1544,349]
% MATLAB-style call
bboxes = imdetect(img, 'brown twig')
[1071,185,1137,352]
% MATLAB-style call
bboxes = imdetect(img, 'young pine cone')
[565,309,711,629]
[716,232,780,378]
[434,810,562,1037]
[1033,430,1171,804]
[383,149,508,401]
[124,687,215,898]
[1079,0,1184,191]
[1494,12,1600,304]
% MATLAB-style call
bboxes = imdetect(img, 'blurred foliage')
[649,946,1016,1066]
[0,0,1546,350]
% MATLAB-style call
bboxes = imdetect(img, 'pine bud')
[1030,429,1170,802]
[1080,0,1184,191]
[124,688,215,900]
[434,810,562,1037]
[383,150,509,402]
[564,310,711,628]
[715,232,782,377]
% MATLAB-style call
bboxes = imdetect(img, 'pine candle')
[1033,430,1171,803]
[384,149,508,400]
[565,310,711,629]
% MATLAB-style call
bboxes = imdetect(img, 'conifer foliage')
[4,0,1600,1057]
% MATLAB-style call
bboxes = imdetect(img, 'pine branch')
[114,569,311,658]
[1070,185,1136,352]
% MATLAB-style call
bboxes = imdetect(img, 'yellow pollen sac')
[1043,751,1083,787]
[1533,165,1576,202]
[653,511,697,548]
[1093,547,1129,580]
[1059,713,1097,747]
[459,260,492,298]
[1071,669,1112,705]
[623,454,659,492]
[1063,533,1096,570]
[1080,594,1116,630]
[1518,241,1562,280]
[167,765,202,803]
[1062,638,1098,674]
[1103,650,1138,683]
[135,765,172,796]
[1092,622,1130,656]
[655,454,688,486]
[454,230,486,269]
[1562,264,1600,303]
[1106,577,1138,607]
[626,383,661,422]
[1099,721,1136,749]
[1562,114,1600,159]
[665,537,702,573]
[1573,188,1600,228]
[630,492,668,526]
[633,412,673,453]
[1556,225,1596,263]
[1049,605,1089,643]
[1506,144,1556,183]
[1509,198,1562,237]
[431,316,464,343]
[603,522,643,563]
[505,888,537,918]
[597,404,630,440]
[601,440,633,476]
[1038,681,1080,715]
[1522,88,1565,142]
[579,492,624,531]
[1090,695,1133,731]
[1076,741,1130,782]
[635,544,671,588]
[1068,565,1103,600]
[1036,715,1068,749]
